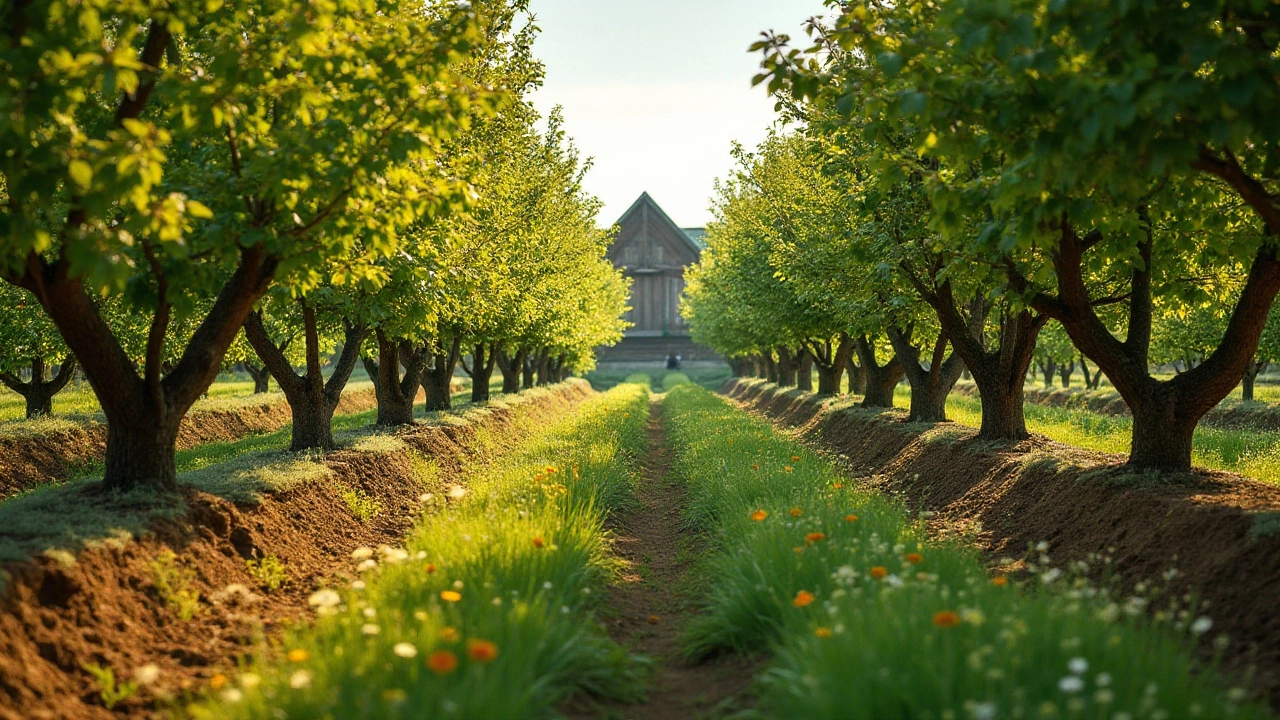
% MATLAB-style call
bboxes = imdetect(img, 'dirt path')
[572,396,758,720]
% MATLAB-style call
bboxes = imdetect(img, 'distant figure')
[666,353,678,370]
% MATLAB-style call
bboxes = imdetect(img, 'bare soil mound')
[725,379,1280,703]
[0,382,588,720]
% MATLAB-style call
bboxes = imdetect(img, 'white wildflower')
[393,643,417,658]
[350,546,374,561]
[134,664,161,686]
[1057,676,1084,693]
[361,623,380,636]
[1067,657,1088,675]
[1191,616,1213,635]
[289,670,312,689]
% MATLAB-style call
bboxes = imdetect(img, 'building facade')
[597,193,718,362]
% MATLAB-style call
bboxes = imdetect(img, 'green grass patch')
[663,384,1268,719]
[585,361,731,391]
[188,383,652,719]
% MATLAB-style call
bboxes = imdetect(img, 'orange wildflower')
[545,466,557,474]
[844,514,858,522]
[209,674,227,690]
[426,650,459,674]
[753,463,760,470]
[440,590,462,602]
[424,563,437,574]
[869,566,888,579]
[791,455,801,461]
[805,532,826,544]
[467,639,499,663]
[933,610,961,629]
[287,649,309,663]
[784,465,794,473]
[438,627,460,642]
[833,482,844,489]
[905,553,924,564]
[992,575,1009,587]
[814,627,834,638]
[793,547,804,553]
[790,508,803,518]
[532,537,545,549]
[648,615,660,625]
[751,510,768,521]
[793,590,816,607]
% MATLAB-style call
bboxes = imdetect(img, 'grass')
[662,384,1268,719]
[187,382,651,719]
[585,361,731,391]
[914,387,1280,484]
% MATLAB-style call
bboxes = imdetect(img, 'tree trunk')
[1059,361,1074,388]
[846,357,867,395]
[497,347,526,394]
[1,357,81,419]
[776,346,797,387]
[470,343,500,403]
[805,333,854,396]
[422,336,462,412]
[763,352,778,383]
[1242,358,1264,402]
[1127,388,1198,471]
[103,410,181,491]
[372,331,426,426]
[536,351,553,386]
[244,307,366,451]
[796,347,813,392]
[886,326,964,423]
[522,351,536,389]
[1041,360,1056,388]
[244,362,271,394]
[855,334,904,408]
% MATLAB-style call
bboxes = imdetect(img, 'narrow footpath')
[573,395,759,720]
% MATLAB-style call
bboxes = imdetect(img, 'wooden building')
[597,193,718,362]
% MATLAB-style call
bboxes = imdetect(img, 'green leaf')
[68,159,92,189]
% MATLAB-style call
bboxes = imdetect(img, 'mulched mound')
[0,382,589,720]
[725,379,1280,704]
[0,387,384,501]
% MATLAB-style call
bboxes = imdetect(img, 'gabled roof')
[614,192,705,257]
[681,227,707,249]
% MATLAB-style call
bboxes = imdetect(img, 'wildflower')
[239,673,261,689]
[424,564,437,574]
[648,615,660,624]
[394,643,418,658]
[1096,673,1112,687]
[1068,657,1088,675]
[992,575,1009,587]
[960,608,986,626]
[532,537,545,549]
[1058,676,1084,693]
[357,558,378,571]
[1094,689,1115,704]
[967,701,997,720]
[791,455,801,461]
[210,674,227,690]
[135,664,161,686]
[805,532,826,544]
[351,547,374,561]
[1040,568,1063,584]
[751,510,768,521]
[870,566,888,580]
[793,590,816,607]
[753,464,759,470]
[440,590,462,602]
[427,650,458,675]
[447,485,467,499]
[289,670,313,690]
[833,482,844,489]
[287,649,310,663]
[905,553,923,564]
[361,623,380,636]
[814,626,833,638]
[307,589,341,611]
[545,466,557,474]
[790,508,803,518]
[933,611,961,629]
[844,514,858,522]
[467,639,499,663]
[439,627,460,642]
[784,465,794,473]
[794,547,804,553]
[1191,616,1213,635]
[221,688,244,704]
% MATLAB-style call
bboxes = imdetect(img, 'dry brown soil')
[568,397,760,720]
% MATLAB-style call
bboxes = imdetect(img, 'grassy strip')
[188,382,651,719]
[917,387,1280,485]
[664,384,1267,719]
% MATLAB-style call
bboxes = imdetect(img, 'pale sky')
[528,0,829,229]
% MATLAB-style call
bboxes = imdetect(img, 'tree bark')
[244,362,271,394]
[1015,219,1280,470]
[422,336,462,412]
[1040,360,1056,388]
[855,334,904,408]
[470,343,500,402]
[1059,361,1074,388]
[15,245,278,491]
[244,306,367,451]
[807,334,854,396]
[776,345,797,387]
[763,352,778,383]
[522,351,537,389]
[496,347,526,394]
[0,356,78,419]
[796,346,814,392]
[886,326,964,423]
[1242,358,1265,402]
[369,331,426,425]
